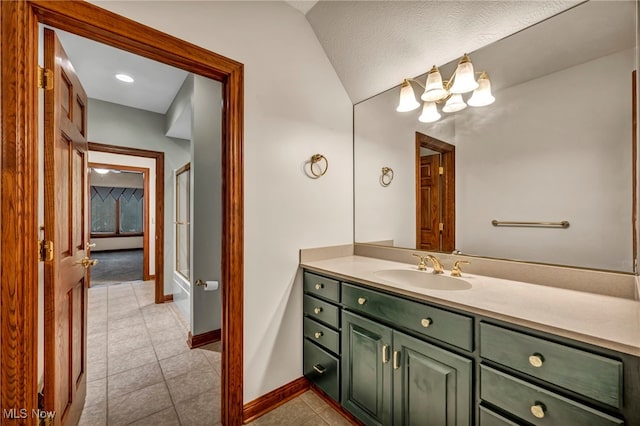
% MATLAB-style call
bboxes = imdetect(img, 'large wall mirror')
[354,1,638,272]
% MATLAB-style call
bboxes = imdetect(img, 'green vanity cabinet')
[341,310,472,426]
[392,331,472,425]
[302,271,342,402]
[301,269,638,425]
[342,311,393,426]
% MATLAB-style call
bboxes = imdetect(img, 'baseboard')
[310,384,364,425]
[187,329,221,349]
[242,377,310,424]
[163,294,174,302]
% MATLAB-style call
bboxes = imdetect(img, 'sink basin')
[373,269,472,291]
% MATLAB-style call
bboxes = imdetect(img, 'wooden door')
[418,154,441,250]
[393,331,472,426]
[341,311,393,426]
[43,28,91,426]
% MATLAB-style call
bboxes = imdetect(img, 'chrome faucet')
[425,255,444,274]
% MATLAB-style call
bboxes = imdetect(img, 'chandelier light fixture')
[396,54,495,123]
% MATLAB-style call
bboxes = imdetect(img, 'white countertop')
[301,255,640,357]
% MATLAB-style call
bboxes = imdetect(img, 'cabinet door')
[393,331,472,426]
[342,311,393,426]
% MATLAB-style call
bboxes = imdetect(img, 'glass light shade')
[396,81,420,112]
[467,75,495,107]
[450,55,479,94]
[418,102,441,123]
[442,94,467,113]
[421,66,448,102]
[93,168,110,175]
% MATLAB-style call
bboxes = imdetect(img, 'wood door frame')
[0,1,244,424]
[87,161,152,283]
[89,143,166,300]
[415,132,455,252]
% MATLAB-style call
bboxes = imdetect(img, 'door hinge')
[38,66,53,90]
[439,223,444,232]
[38,239,54,262]
[438,166,444,175]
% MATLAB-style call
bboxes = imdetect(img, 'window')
[90,186,144,236]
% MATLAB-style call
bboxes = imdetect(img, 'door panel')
[342,311,393,426]
[418,154,441,250]
[44,28,90,426]
[393,331,472,426]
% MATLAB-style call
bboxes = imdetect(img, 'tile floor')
[82,280,350,425]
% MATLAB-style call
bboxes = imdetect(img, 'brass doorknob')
[530,402,546,419]
[528,353,544,368]
[74,256,98,269]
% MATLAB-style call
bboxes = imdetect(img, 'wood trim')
[632,70,637,272]
[242,377,311,424]
[2,2,245,425]
[88,143,165,303]
[0,1,40,415]
[187,329,221,349]
[88,161,150,279]
[309,384,365,425]
[415,132,456,252]
[163,294,174,303]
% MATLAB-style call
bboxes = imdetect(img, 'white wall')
[90,1,354,402]
[355,48,635,272]
[88,99,191,294]
[190,76,223,336]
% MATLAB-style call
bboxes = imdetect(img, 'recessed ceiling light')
[115,73,134,83]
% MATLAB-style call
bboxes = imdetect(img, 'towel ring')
[380,167,394,187]
[308,154,328,178]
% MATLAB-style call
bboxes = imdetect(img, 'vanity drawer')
[342,283,473,351]
[304,339,340,402]
[480,365,623,426]
[304,294,340,329]
[479,406,520,426]
[304,317,339,355]
[480,323,622,408]
[304,271,340,303]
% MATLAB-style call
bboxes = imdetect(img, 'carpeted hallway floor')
[91,249,143,284]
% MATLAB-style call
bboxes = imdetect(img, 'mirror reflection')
[354,1,637,272]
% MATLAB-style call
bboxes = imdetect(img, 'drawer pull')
[315,283,323,290]
[313,307,323,314]
[528,353,544,368]
[382,344,390,364]
[421,318,433,328]
[393,351,401,369]
[530,402,546,419]
[357,297,367,305]
[313,364,327,375]
[314,332,323,339]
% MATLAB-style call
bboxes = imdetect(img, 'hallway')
[81,280,222,425]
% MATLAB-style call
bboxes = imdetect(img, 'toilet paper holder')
[195,279,219,291]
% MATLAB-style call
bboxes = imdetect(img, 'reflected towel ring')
[380,167,394,187]
[307,154,328,179]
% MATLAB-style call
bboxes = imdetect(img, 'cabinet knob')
[315,283,323,290]
[314,332,323,339]
[312,364,326,375]
[357,297,367,305]
[421,318,433,328]
[530,402,546,419]
[528,353,544,368]
[313,307,322,314]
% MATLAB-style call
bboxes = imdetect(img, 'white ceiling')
[53,27,189,114]
[51,1,629,114]
[305,1,582,103]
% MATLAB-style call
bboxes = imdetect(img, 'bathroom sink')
[373,269,472,291]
